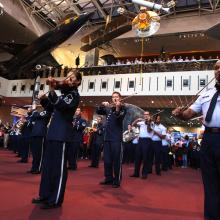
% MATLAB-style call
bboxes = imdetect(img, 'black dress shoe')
[40,203,61,209]
[112,183,120,188]
[88,165,99,168]
[32,171,41,174]
[141,175,147,179]
[130,174,139,178]
[17,159,28,163]
[67,167,77,170]
[32,197,47,204]
[26,170,34,173]
[99,180,113,185]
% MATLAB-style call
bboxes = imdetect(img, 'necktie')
[205,90,219,122]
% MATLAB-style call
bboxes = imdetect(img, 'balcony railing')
[78,59,217,76]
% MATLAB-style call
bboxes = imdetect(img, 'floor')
[0,149,204,220]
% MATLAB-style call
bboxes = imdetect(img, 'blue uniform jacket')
[96,105,126,142]
[21,115,33,138]
[46,89,80,142]
[31,110,51,137]
[72,116,87,143]
[92,123,105,145]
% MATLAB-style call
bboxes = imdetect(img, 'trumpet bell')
[35,64,42,70]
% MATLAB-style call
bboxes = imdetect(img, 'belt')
[205,127,220,133]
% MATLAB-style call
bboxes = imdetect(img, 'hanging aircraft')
[0,12,93,79]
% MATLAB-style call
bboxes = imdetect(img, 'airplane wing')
[0,42,27,56]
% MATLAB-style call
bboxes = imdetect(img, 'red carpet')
[0,149,203,220]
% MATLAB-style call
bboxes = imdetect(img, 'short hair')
[112,91,122,97]
[154,114,160,121]
[68,69,82,86]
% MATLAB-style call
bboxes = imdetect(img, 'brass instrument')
[123,127,139,142]
[15,118,26,134]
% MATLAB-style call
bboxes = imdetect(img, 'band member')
[150,115,166,175]
[17,109,33,163]
[32,69,82,209]
[161,128,170,171]
[130,111,153,179]
[122,124,138,164]
[28,104,52,174]
[172,60,220,220]
[97,91,126,188]
[89,116,105,168]
[67,107,87,170]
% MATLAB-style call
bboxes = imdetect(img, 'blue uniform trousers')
[91,143,101,167]
[161,145,169,171]
[104,141,123,184]
[30,137,44,172]
[67,141,80,169]
[200,132,220,220]
[39,140,68,205]
[134,138,151,176]
[123,142,133,164]
[20,137,30,161]
[152,141,162,174]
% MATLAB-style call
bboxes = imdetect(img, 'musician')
[97,91,126,188]
[32,69,82,209]
[28,103,52,174]
[130,111,153,179]
[172,60,220,220]
[17,109,33,163]
[150,115,166,176]
[122,124,137,164]
[89,116,105,168]
[161,128,171,171]
[67,107,87,170]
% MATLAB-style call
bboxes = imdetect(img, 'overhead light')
[151,100,154,104]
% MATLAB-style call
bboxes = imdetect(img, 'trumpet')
[15,119,26,134]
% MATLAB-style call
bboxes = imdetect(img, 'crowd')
[111,55,219,66]
[0,110,202,172]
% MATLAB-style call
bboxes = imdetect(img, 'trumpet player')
[27,102,53,174]
[97,91,126,188]
[17,108,34,163]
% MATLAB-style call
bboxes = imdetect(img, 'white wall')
[0,70,215,98]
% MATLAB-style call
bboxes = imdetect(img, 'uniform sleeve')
[96,105,107,115]
[40,97,54,113]
[31,111,51,120]
[98,126,104,135]
[161,126,167,136]
[190,95,202,113]
[77,120,87,131]
[49,91,80,111]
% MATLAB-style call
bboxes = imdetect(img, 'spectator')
[153,58,158,63]
[126,59,131,65]
[191,56,197,61]
[198,55,204,61]
[171,56,177,62]
[185,56,190,62]
[178,56,183,62]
